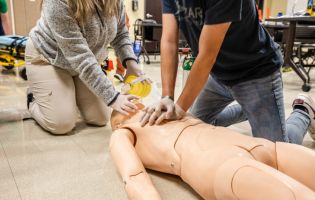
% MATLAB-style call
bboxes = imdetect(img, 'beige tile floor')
[0,59,314,200]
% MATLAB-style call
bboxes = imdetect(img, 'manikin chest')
[122,116,202,175]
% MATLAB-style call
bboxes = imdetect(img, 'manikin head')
[110,103,145,131]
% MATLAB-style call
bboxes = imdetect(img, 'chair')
[294,25,315,91]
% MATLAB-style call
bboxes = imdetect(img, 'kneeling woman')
[25,0,141,134]
[110,104,315,200]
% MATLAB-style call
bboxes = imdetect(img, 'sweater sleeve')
[42,0,119,105]
[110,1,137,67]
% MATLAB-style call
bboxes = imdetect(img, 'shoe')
[19,67,28,81]
[0,108,31,122]
[27,88,34,109]
[292,93,315,140]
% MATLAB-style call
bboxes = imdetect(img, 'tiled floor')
[0,59,314,200]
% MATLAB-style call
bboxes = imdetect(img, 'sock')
[294,105,309,114]
[0,108,31,122]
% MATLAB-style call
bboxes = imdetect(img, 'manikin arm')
[109,129,162,200]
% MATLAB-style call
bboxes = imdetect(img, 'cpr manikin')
[110,104,315,200]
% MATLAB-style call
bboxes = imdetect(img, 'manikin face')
[110,103,145,130]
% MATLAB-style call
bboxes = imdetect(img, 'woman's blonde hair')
[41,0,119,21]
[69,0,119,21]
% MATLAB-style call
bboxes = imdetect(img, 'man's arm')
[141,22,231,126]
[160,14,179,98]
[1,13,10,35]
[177,23,231,111]
[139,14,180,126]
[110,129,162,200]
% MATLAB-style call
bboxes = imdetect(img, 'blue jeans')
[190,70,310,144]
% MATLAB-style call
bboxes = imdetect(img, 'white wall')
[286,0,308,15]
[9,0,145,36]
[264,0,287,17]
[125,0,145,40]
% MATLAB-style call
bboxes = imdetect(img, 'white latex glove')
[140,97,185,126]
[125,60,144,77]
[110,94,139,116]
[125,60,152,83]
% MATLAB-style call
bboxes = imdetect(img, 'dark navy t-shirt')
[162,0,283,85]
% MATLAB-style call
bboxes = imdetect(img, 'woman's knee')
[84,112,109,127]
[82,107,110,127]
[42,112,77,135]
[46,119,76,135]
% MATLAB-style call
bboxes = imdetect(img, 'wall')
[7,0,13,34]
[264,0,288,17]
[286,0,308,15]
[125,0,145,40]
[8,0,41,36]
[263,0,309,17]
[8,0,145,37]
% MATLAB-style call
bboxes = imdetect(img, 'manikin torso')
[122,113,202,175]
[119,113,277,199]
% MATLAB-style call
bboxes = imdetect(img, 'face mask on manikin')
[121,75,160,105]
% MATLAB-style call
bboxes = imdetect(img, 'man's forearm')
[176,23,231,111]
[160,40,178,98]
[176,54,215,111]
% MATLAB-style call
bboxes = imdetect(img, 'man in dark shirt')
[140,0,315,144]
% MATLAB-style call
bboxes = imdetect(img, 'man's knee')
[190,111,215,124]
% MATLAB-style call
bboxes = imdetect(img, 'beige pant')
[25,40,110,134]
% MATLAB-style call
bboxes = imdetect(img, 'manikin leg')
[248,140,315,191]
[213,157,315,200]
[109,129,162,200]
[276,142,315,191]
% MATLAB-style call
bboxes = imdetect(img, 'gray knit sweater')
[30,0,136,105]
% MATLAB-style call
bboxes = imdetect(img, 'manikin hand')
[140,97,186,126]
[110,94,139,116]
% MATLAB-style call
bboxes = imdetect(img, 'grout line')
[71,136,89,156]
[0,141,23,200]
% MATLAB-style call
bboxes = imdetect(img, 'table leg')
[284,21,307,83]
[141,25,151,64]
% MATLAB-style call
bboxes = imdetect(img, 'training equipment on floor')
[0,35,27,70]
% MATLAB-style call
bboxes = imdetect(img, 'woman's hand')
[110,94,139,116]
[125,60,143,77]
[125,60,152,83]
